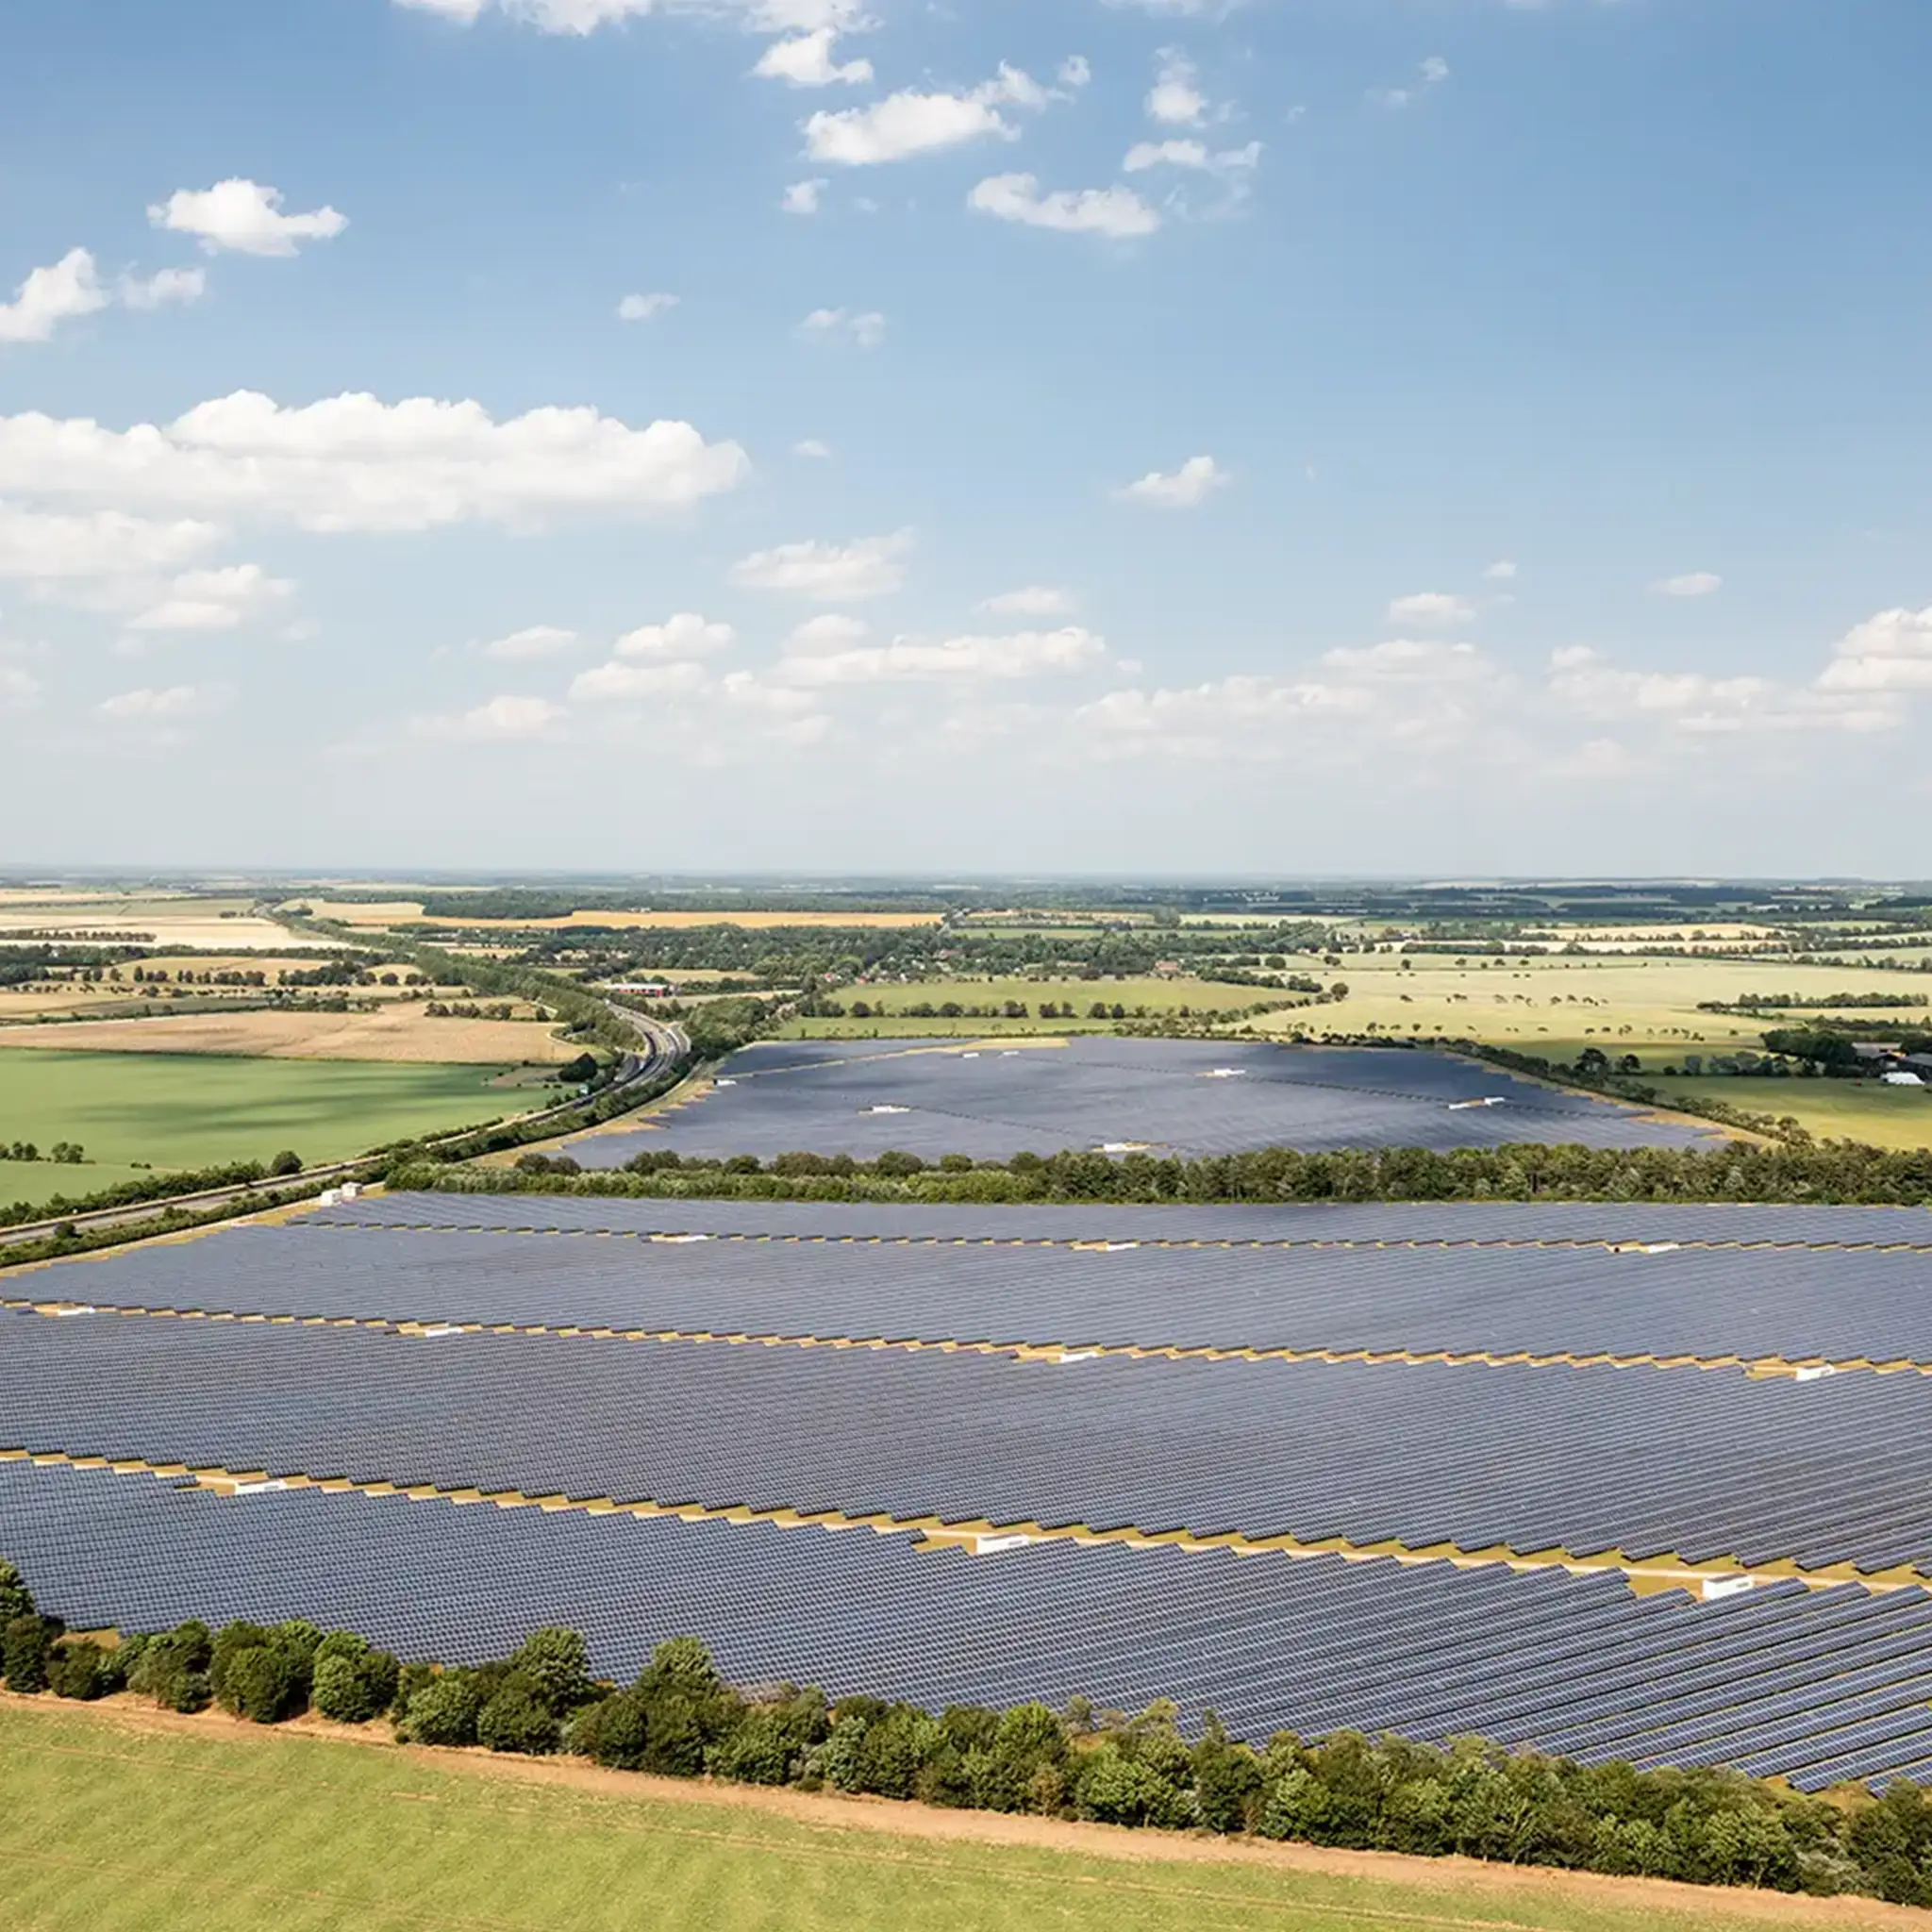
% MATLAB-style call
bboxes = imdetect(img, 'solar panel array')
[7,1304,1932,1574]
[6,1457,1932,1793]
[571,1038,1721,1165]
[8,1182,1932,1788]
[313,1189,1932,1250]
[48,1213,1932,1365]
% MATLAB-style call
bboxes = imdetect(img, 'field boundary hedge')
[1,1561,1928,1907]
[388,1132,1932,1208]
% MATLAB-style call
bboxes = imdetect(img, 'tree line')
[467,1135,1932,1206]
[2,1561,1929,1905]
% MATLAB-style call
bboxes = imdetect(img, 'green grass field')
[783,976,1293,1041]
[1644,1078,1932,1151]
[0,1703,1881,1932]
[0,1052,521,1206]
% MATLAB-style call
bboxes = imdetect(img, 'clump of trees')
[1,1141,85,1164]
[4,1562,1931,1907]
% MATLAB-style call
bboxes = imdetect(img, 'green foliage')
[3,1615,55,1693]
[47,1640,125,1702]
[429,1129,1932,1208]
[210,1620,319,1724]
[125,1621,212,1712]
[576,1690,651,1771]
[1074,1740,1196,1829]
[684,997,772,1058]
[1762,1027,1863,1070]
[310,1634,400,1724]
[478,1673,563,1755]
[712,1693,828,1787]
[402,1670,490,1747]
[0,1559,35,1624]
[508,1626,594,1714]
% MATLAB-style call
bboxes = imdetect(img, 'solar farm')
[568,1037,1723,1165]
[9,1171,1932,1795]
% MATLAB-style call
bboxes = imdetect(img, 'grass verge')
[0,1700,1911,1932]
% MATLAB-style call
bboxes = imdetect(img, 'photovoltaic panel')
[42,1212,1932,1367]
[4,1306,1930,1574]
[312,1190,1932,1250]
[2,1457,1928,1792]
[568,1039,1722,1166]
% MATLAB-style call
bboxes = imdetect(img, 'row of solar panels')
[64,1215,1932,1366]
[4,1457,1930,1792]
[312,1189,1932,1251]
[5,1305,1929,1574]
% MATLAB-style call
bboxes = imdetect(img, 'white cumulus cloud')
[480,625,579,660]
[1116,454,1227,507]
[804,66,1050,166]
[980,585,1075,618]
[149,179,348,257]
[617,291,677,322]
[98,682,226,722]
[119,267,208,311]
[414,693,565,740]
[798,307,885,348]
[569,658,711,701]
[732,530,911,600]
[774,625,1106,687]
[1387,591,1476,628]
[0,248,109,345]
[1146,49,1207,126]
[0,391,749,533]
[1818,608,1932,693]
[969,175,1159,240]
[126,562,293,633]
[0,252,208,346]
[755,27,872,86]
[1652,572,1723,598]
[0,503,224,581]
[782,179,826,215]
[1377,57,1451,109]
[615,612,736,658]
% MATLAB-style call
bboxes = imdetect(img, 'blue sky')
[1,0,1928,877]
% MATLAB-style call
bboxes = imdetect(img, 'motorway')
[0,1007,689,1253]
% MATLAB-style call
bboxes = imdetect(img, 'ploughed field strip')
[310,1189,1932,1250]
[11,1304,1932,1576]
[31,1210,1932,1370]
[571,1038,1721,1165]
[9,1457,1932,1793]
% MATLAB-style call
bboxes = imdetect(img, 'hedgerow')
[399,1133,1932,1208]
[2,1557,1930,1907]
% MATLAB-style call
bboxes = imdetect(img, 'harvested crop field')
[295,900,942,931]
[0,1006,577,1064]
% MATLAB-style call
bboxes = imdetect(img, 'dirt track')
[6,1692,1917,1927]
